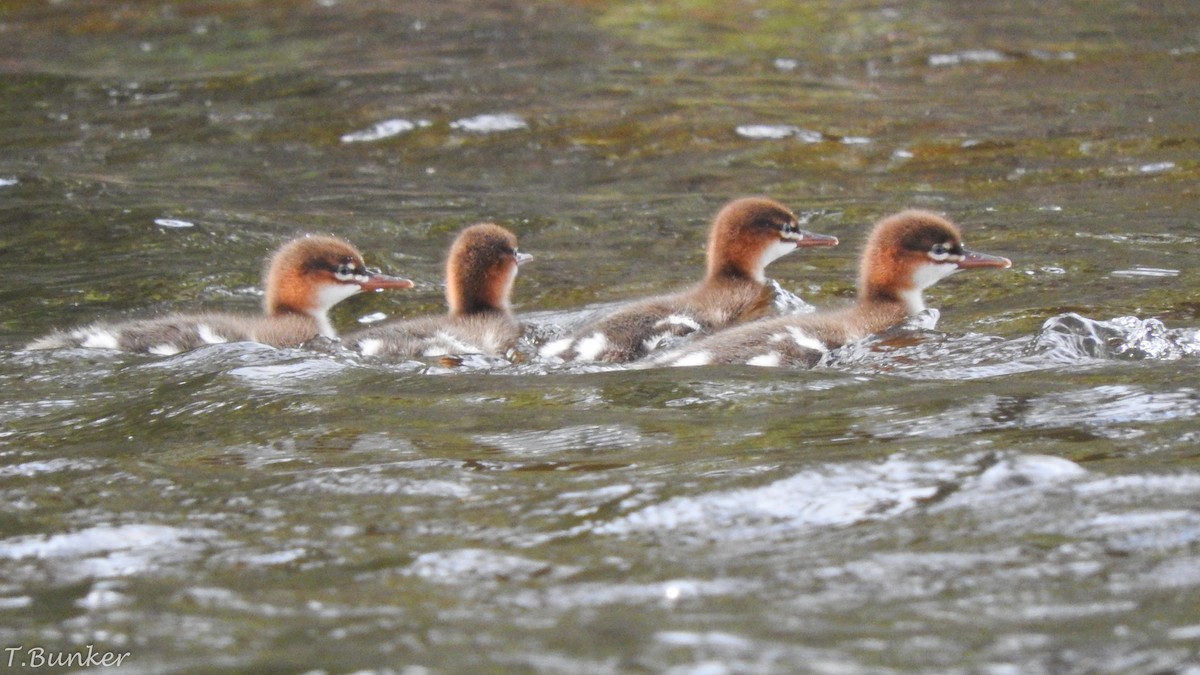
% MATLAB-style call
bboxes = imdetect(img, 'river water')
[1,1,1199,673]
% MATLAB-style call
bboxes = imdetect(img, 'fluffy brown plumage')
[539,196,838,363]
[25,236,412,353]
[651,210,1011,368]
[349,223,531,359]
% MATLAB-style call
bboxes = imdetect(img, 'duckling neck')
[267,302,330,337]
[706,264,763,287]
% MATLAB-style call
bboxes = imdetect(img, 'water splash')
[767,279,817,315]
[1030,313,1200,361]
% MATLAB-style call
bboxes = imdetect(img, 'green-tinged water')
[1,1,1198,673]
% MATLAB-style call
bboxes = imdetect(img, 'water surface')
[1,1,1199,673]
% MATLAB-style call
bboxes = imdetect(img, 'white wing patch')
[574,332,609,361]
[421,331,477,357]
[656,314,702,332]
[642,332,672,353]
[670,351,712,367]
[539,337,572,359]
[357,338,383,357]
[746,352,781,368]
[79,328,120,350]
[786,326,827,353]
[197,324,227,345]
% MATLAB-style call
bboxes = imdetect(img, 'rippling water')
[2,1,1199,673]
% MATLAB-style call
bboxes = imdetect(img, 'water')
[2,1,1199,673]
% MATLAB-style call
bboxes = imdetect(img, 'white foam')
[1139,161,1175,174]
[340,118,430,143]
[736,124,799,139]
[929,49,1008,67]
[735,125,823,142]
[357,311,388,324]
[975,455,1087,492]
[149,343,181,356]
[574,332,610,361]
[450,113,527,133]
[0,524,215,561]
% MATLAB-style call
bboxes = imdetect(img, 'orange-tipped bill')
[957,249,1012,269]
[793,230,839,248]
[360,272,415,291]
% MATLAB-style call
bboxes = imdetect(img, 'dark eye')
[333,259,363,281]
[929,243,958,262]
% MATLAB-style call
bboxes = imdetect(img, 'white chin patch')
[314,282,363,313]
[757,240,798,275]
[902,263,960,314]
[913,262,960,290]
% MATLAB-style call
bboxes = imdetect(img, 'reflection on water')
[2,0,1200,673]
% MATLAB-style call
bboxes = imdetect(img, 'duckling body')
[540,197,837,363]
[349,223,531,359]
[26,236,413,354]
[652,210,1011,368]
